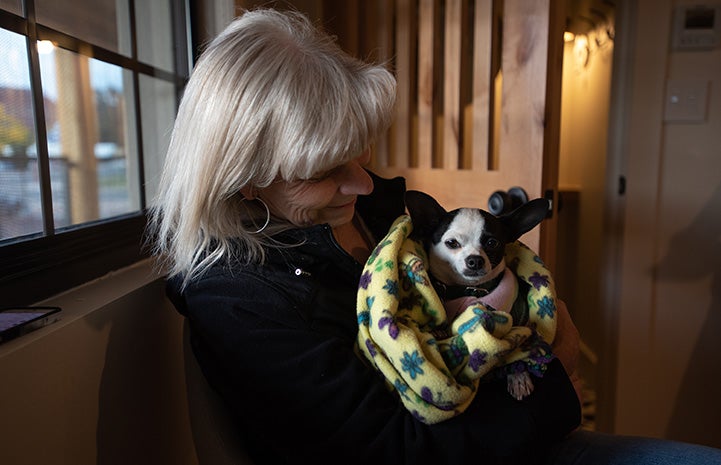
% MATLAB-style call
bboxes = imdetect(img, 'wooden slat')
[471,0,493,171]
[497,0,549,198]
[442,0,462,169]
[323,0,359,56]
[391,0,414,168]
[539,0,566,273]
[363,0,394,167]
[417,0,436,168]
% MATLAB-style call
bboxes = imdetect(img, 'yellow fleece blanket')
[356,215,557,424]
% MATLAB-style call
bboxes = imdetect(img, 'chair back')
[183,321,256,465]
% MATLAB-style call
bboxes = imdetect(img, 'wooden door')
[360,0,566,271]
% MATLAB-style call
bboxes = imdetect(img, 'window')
[0,1,189,305]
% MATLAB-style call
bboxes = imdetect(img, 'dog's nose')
[465,255,485,270]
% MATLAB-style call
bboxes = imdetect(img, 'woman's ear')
[240,186,255,200]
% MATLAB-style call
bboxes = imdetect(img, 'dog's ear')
[500,198,550,241]
[405,190,447,237]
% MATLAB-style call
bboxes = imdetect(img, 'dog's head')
[405,190,549,288]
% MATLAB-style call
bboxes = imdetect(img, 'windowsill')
[0,258,163,357]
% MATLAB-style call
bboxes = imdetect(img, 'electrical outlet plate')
[664,79,710,123]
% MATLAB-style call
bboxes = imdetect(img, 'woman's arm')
[551,299,584,404]
[177,271,581,464]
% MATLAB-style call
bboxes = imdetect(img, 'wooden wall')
[345,0,564,263]
[235,0,565,263]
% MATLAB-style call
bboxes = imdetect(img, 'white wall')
[614,0,721,447]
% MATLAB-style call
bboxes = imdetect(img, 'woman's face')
[257,149,374,228]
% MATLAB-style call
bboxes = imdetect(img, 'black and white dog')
[404,190,550,400]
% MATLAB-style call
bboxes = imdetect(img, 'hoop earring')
[250,197,271,234]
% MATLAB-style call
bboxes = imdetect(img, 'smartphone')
[0,306,62,344]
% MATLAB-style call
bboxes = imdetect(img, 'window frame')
[0,0,190,306]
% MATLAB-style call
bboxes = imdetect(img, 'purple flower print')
[359,271,373,289]
[378,315,400,339]
[468,349,488,372]
[528,271,550,290]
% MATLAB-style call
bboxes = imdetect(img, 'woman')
[150,8,721,465]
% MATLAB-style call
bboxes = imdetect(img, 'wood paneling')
[417,0,437,168]
[246,0,565,261]
[364,0,562,258]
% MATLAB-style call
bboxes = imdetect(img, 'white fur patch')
[428,209,491,286]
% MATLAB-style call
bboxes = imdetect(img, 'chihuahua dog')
[405,190,550,400]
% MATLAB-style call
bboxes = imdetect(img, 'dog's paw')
[507,371,534,400]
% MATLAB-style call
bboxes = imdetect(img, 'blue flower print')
[394,379,410,400]
[400,350,425,380]
[357,310,370,326]
[457,308,485,335]
[383,278,399,297]
[536,295,556,319]
[404,260,427,285]
[457,307,509,336]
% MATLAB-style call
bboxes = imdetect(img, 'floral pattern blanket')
[356,215,557,424]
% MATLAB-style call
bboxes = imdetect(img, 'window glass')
[0,0,187,305]
[136,0,174,72]
[35,0,131,55]
[0,0,22,16]
[38,46,140,228]
[0,28,43,241]
[139,74,175,203]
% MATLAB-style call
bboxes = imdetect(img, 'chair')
[183,321,255,464]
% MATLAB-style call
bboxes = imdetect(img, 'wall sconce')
[573,34,590,67]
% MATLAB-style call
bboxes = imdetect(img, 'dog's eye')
[445,239,461,249]
[485,238,500,249]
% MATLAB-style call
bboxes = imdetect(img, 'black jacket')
[167,172,581,465]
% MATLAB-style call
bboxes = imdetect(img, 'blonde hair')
[148,8,397,286]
